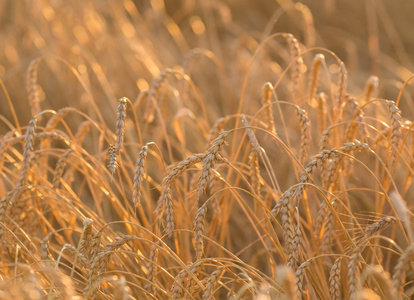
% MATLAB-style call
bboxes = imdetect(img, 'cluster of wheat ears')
[1,0,414,299]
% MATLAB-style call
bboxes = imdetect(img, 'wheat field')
[1,0,414,299]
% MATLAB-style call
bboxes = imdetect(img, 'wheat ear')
[329,257,342,300]
[52,149,72,189]
[202,266,225,300]
[9,118,37,222]
[144,243,159,294]
[320,199,338,254]
[248,148,261,196]
[41,235,52,260]
[171,260,204,299]
[194,205,207,261]
[364,216,397,239]
[208,163,225,215]
[386,100,402,166]
[271,141,370,268]
[348,250,361,299]
[107,144,118,174]
[83,235,134,298]
[261,82,276,134]
[392,243,414,296]
[157,153,207,237]
[108,97,128,173]
[297,108,311,165]
[276,266,298,300]
[294,261,309,300]
[26,58,41,118]
[308,54,325,102]
[62,243,89,268]
[78,218,94,256]
[144,71,168,123]
[316,93,327,133]
[197,131,229,198]
[113,276,130,300]
[335,61,348,120]
[132,143,148,208]
[286,34,303,95]
[363,75,379,102]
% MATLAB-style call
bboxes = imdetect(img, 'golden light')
[190,16,206,35]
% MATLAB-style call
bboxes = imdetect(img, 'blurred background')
[1,0,414,128]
